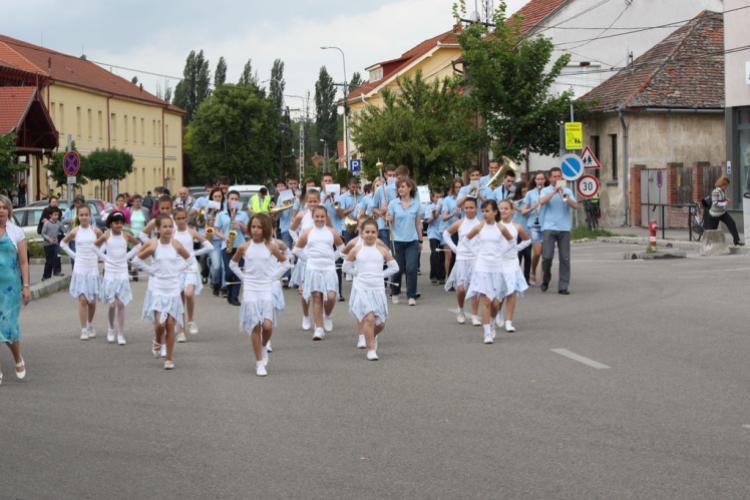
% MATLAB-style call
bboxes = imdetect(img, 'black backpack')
[701,195,711,209]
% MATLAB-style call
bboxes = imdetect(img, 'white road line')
[551,349,611,369]
[743,425,750,430]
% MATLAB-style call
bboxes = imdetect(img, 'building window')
[142,167,146,193]
[369,67,383,81]
[87,109,93,139]
[165,124,169,145]
[609,134,618,181]
[50,102,56,124]
[111,113,117,141]
[98,111,103,140]
[158,120,162,145]
[76,106,81,137]
[59,103,65,133]
[738,108,750,201]
[133,116,137,144]
[141,118,145,144]
[124,115,129,143]
[152,120,156,145]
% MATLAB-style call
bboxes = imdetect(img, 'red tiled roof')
[579,11,724,112]
[0,86,36,134]
[0,35,184,114]
[512,0,569,34]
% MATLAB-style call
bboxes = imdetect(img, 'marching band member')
[92,211,141,345]
[321,172,346,301]
[480,159,500,188]
[60,204,103,340]
[457,166,494,219]
[214,190,249,307]
[289,188,322,330]
[204,187,225,296]
[538,166,578,295]
[385,177,423,306]
[342,218,399,361]
[293,206,344,341]
[521,171,549,286]
[443,198,481,326]
[229,214,290,377]
[498,200,531,332]
[371,164,399,250]
[441,178,463,277]
[463,200,515,345]
[425,188,445,285]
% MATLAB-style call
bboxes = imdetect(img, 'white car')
[229,184,267,210]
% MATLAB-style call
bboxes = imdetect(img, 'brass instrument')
[226,208,237,253]
[558,183,569,202]
[190,206,206,228]
[486,156,520,190]
[205,209,215,238]
[344,216,358,235]
[269,199,295,221]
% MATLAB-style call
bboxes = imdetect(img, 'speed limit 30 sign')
[577,175,599,198]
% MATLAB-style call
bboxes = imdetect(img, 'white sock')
[256,360,264,368]
[81,328,88,334]
[86,321,91,328]
[483,324,492,335]
[261,346,268,357]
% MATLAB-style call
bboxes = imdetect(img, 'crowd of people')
[0,163,578,381]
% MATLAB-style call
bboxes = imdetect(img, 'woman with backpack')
[705,176,744,246]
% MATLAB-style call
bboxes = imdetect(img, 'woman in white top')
[229,214,290,377]
[442,198,481,326]
[92,211,141,346]
[133,214,194,370]
[289,189,322,331]
[61,204,104,340]
[293,206,344,341]
[342,218,399,361]
[172,207,213,342]
[464,200,514,345]
[497,200,531,333]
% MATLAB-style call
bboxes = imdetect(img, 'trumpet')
[486,156,520,190]
[226,208,237,253]
[557,184,569,202]
[269,199,295,221]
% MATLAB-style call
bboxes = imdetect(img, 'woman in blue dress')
[0,195,31,385]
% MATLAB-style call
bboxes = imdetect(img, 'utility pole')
[321,46,349,171]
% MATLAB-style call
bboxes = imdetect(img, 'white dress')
[301,226,339,303]
[141,242,188,326]
[289,211,313,288]
[69,226,101,303]
[270,238,285,313]
[444,217,481,291]
[97,233,133,306]
[466,223,510,301]
[174,227,203,295]
[348,244,390,325]
[239,241,277,331]
[500,222,529,297]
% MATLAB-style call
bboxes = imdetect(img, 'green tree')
[84,148,134,195]
[351,71,485,184]
[238,59,258,86]
[46,141,88,189]
[453,1,576,160]
[315,66,338,161]
[349,72,364,91]
[187,84,280,184]
[131,76,139,85]
[215,57,228,87]
[172,50,211,123]
[0,133,28,191]
[269,59,285,114]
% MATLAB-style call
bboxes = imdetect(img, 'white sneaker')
[164,360,175,370]
[496,313,504,327]
[345,274,353,282]
[367,350,379,361]
[107,329,116,343]
[266,341,273,352]
[80,331,89,341]
[392,295,400,305]
[256,362,267,377]
[313,328,325,341]
[117,334,126,346]
[302,316,311,331]
[471,315,482,327]
[324,316,333,332]
[505,321,516,332]
[87,325,96,338]
[160,344,167,358]
[408,298,416,306]
[262,347,269,367]
[357,335,366,349]
[456,310,466,324]
[188,321,199,335]
[177,332,187,343]
[484,332,494,344]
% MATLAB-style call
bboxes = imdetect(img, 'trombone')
[486,156,520,190]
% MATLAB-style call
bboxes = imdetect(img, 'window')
[152,120,156,145]
[591,135,600,179]
[369,67,383,81]
[124,115,128,143]
[142,167,146,193]
[141,118,145,144]
[87,109,92,139]
[59,103,65,133]
[157,120,162,145]
[76,106,81,137]
[98,111,103,140]
[50,102,56,124]
[165,124,169,145]
[609,134,618,181]
[111,113,117,141]
[133,116,137,144]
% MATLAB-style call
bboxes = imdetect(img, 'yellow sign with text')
[565,122,583,150]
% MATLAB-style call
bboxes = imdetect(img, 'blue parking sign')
[349,159,362,173]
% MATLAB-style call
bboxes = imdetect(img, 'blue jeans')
[222,250,243,302]
[392,240,419,298]
[278,230,293,282]
[211,240,225,288]
[378,228,391,252]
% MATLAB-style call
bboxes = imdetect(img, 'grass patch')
[27,241,46,259]
[571,227,614,241]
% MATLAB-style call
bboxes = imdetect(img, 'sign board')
[727,161,732,175]
[349,158,362,173]
[67,175,76,185]
[580,145,601,169]
[656,170,663,188]
[63,151,80,176]
[565,122,583,150]
[560,153,584,181]
[577,175,599,198]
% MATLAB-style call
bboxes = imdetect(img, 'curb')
[30,274,71,301]
[596,236,750,255]
[29,257,71,265]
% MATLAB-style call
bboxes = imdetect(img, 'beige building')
[0,35,184,202]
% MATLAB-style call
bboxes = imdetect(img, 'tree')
[164,81,173,103]
[187,84,280,185]
[350,71,486,184]
[349,72,364,91]
[46,141,88,189]
[172,50,211,123]
[315,66,338,162]
[131,76,139,85]
[269,59,285,114]
[0,133,28,192]
[453,1,576,161]
[84,148,134,196]
[238,59,258,86]
[215,57,227,87]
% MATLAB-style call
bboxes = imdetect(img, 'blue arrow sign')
[560,154,584,181]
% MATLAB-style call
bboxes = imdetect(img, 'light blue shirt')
[372,183,397,231]
[458,185,493,213]
[425,202,443,243]
[338,191,360,233]
[323,196,342,234]
[480,174,491,188]
[512,199,529,228]
[441,196,460,230]
[540,185,575,232]
[214,209,250,250]
[276,195,293,233]
[492,185,516,203]
[523,188,544,228]
[358,194,373,217]
[387,197,423,242]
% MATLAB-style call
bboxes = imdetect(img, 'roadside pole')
[66,135,72,201]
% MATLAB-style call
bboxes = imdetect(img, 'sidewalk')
[28,257,73,301]
[598,225,749,255]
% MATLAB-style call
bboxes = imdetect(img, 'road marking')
[743,425,750,430]
[551,349,610,369]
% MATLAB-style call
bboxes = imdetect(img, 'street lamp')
[319,139,330,173]
[320,46,350,172]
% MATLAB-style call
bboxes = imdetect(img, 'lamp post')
[321,46,349,172]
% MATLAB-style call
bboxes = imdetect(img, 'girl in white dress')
[172,207,214,342]
[293,205,344,341]
[92,211,141,345]
[497,200,531,332]
[229,214,290,377]
[133,214,194,370]
[342,218,399,360]
[442,198,482,326]
[464,200,515,345]
[60,204,104,340]
[289,189,321,331]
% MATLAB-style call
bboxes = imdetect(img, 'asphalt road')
[3,243,749,500]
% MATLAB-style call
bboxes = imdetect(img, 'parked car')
[188,186,207,199]
[19,199,108,239]
[229,184,267,210]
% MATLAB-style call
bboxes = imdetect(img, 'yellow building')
[0,35,184,202]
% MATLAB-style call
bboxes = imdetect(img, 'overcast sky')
[4,0,527,113]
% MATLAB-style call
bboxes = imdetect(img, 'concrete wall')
[724,0,750,108]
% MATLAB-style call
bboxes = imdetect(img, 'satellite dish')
[469,10,480,22]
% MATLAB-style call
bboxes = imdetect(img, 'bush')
[27,240,45,259]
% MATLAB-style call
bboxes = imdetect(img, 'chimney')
[139,84,143,92]
[48,57,51,71]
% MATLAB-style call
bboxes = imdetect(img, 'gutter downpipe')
[106,94,113,202]
[618,105,629,226]
[162,106,166,189]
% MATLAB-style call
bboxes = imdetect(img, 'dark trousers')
[448,233,458,275]
[429,238,446,280]
[705,211,741,245]
[542,230,571,292]
[222,250,243,302]
[69,240,76,270]
[392,240,420,298]
[43,244,58,279]
[518,239,532,284]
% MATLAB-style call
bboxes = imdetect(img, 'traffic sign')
[580,146,601,169]
[577,175,599,198]
[349,158,361,173]
[565,122,583,150]
[67,175,76,185]
[63,151,80,176]
[560,153,584,181]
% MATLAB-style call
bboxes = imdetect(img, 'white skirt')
[348,287,388,325]
[179,271,203,295]
[466,269,507,302]
[289,260,306,287]
[141,289,185,327]
[69,271,101,303]
[302,268,339,303]
[240,298,276,332]
[444,259,475,291]
[98,276,133,306]
[272,282,285,313]
[500,261,528,297]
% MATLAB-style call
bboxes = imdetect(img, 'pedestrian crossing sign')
[565,122,583,150]
[580,146,601,169]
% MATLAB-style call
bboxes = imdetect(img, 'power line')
[534,0,615,35]
[565,0,632,50]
